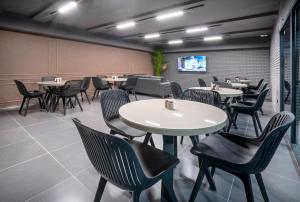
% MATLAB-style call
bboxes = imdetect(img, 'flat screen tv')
[177,55,207,72]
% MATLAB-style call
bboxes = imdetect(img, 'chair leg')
[38,97,42,109]
[251,115,259,137]
[180,136,184,144]
[255,173,269,202]
[53,97,60,112]
[189,159,207,202]
[227,111,236,132]
[149,136,155,147]
[75,96,83,111]
[240,175,254,202]
[211,167,216,177]
[254,112,262,132]
[84,91,90,104]
[92,89,97,101]
[62,97,66,116]
[40,96,49,112]
[24,98,30,117]
[94,177,107,202]
[132,191,141,202]
[205,169,216,191]
[162,179,177,202]
[19,97,26,114]
[132,90,138,100]
[81,92,84,102]
[260,108,264,115]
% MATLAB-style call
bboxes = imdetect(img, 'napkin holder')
[54,77,62,82]
[165,100,174,110]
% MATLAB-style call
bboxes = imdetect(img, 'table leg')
[161,135,178,202]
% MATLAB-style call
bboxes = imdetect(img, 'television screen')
[178,55,207,72]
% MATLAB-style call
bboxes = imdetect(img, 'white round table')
[119,99,227,201]
[37,81,66,87]
[189,87,243,98]
[239,79,251,84]
[103,77,127,82]
[230,82,248,88]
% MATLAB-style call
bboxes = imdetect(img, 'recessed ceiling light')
[168,39,183,45]
[58,1,78,14]
[116,21,136,30]
[156,10,184,21]
[144,33,160,39]
[260,34,269,38]
[203,36,223,41]
[186,26,208,34]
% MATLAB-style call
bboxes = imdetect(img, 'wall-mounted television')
[177,55,207,72]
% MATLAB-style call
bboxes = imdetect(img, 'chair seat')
[230,102,253,113]
[129,140,179,178]
[108,118,148,138]
[191,133,258,166]
[27,91,44,98]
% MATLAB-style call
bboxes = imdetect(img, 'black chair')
[53,80,83,116]
[189,111,295,202]
[198,78,207,87]
[100,90,155,147]
[213,76,218,82]
[119,76,138,100]
[41,75,56,103]
[243,82,268,99]
[170,82,183,99]
[228,88,269,137]
[80,77,91,104]
[284,80,291,102]
[248,79,264,90]
[92,77,111,100]
[14,80,48,116]
[180,89,221,144]
[213,81,232,88]
[73,118,179,202]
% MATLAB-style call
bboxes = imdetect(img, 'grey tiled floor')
[0,95,300,202]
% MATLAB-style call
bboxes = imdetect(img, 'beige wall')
[0,30,153,108]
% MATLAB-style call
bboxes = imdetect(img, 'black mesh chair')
[119,76,138,100]
[189,111,295,202]
[73,119,179,202]
[248,79,264,90]
[213,76,218,82]
[92,77,111,100]
[41,75,56,103]
[243,82,268,100]
[228,88,269,136]
[14,80,48,116]
[53,80,83,116]
[80,77,91,104]
[198,78,207,87]
[180,89,222,144]
[213,81,232,88]
[170,82,183,99]
[100,90,155,147]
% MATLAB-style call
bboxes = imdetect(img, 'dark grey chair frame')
[213,76,218,82]
[119,76,138,100]
[198,78,207,87]
[15,80,48,116]
[73,119,179,202]
[80,77,91,104]
[189,111,295,202]
[92,77,111,100]
[170,82,183,99]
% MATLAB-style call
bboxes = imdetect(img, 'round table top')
[189,87,243,97]
[119,99,227,136]
[239,79,251,84]
[230,82,248,88]
[37,81,66,86]
[103,77,127,82]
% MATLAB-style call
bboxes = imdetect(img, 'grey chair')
[100,89,155,147]
[92,77,110,100]
[73,118,179,202]
[213,81,232,88]
[119,76,138,100]
[170,82,183,99]
[189,111,295,202]
[248,79,264,90]
[80,77,91,104]
[198,78,207,87]
[213,76,218,82]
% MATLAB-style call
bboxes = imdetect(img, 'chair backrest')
[81,77,91,90]
[181,89,221,108]
[124,76,138,89]
[214,81,232,88]
[41,76,56,81]
[284,80,291,91]
[248,111,294,173]
[100,89,130,121]
[73,118,147,190]
[170,82,183,99]
[198,78,207,87]
[92,77,106,89]
[63,80,82,95]
[14,80,29,96]
[213,76,218,82]
[256,79,264,89]
[258,82,268,93]
[251,88,269,110]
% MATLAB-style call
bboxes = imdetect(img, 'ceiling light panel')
[186,26,208,34]
[156,10,184,21]
[58,1,78,14]
[168,39,183,45]
[203,36,223,41]
[116,21,136,30]
[144,33,160,39]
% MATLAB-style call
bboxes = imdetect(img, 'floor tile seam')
[50,113,77,127]
[74,165,93,176]
[10,116,93,195]
[49,140,83,153]
[283,137,300,173]
[31,125,76,139]
[23,176,73,202]
[266,170,300,184]
[226,176,235,202]
[0,138,32,149]
[16,117,59,128]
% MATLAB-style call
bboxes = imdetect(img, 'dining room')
[0,0,300,202]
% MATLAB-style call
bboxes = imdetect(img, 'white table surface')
[230,82,248,88]
[189,87,243,98]
[103,77,127,82]
[239,79,251,84]
[37,81,66,86]
[119,99,227,136]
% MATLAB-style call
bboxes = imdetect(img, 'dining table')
[103,77,127,88]
[119,99,228,202]
[189,86,243,98]
[239,79,251,84]
[230,82,248,88]
[37,80,66,111]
